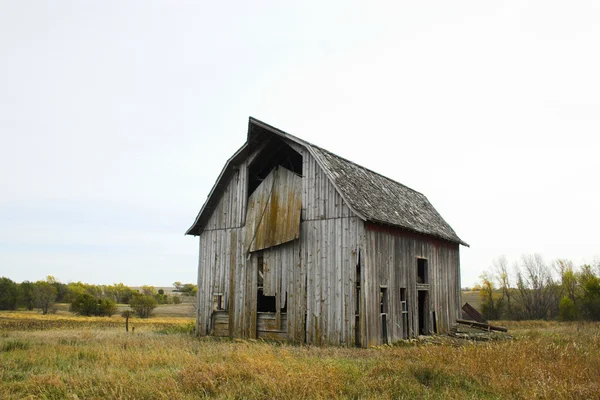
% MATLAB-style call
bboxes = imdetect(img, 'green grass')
[1,314,599,399]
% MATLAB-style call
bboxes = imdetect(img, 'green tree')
[0,277,18,310]
[581,275,600,321]
[98,298,118,317]
[70,293,98,316]
[129,294,157,318]
[479,272,503,320]
[34,281,57,315]
[18,281,36,310]
[141,285,156,296]
[558,296,578,321]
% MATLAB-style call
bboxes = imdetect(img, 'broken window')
[257,289,277,312]
[417,258,428,284]
[213,293,224,311]
[355,252,361,347]
[380,287,388,314]
[400,288,408,339]
[256,254,276,312]
[380,287,388,344]
[257,255,264,288]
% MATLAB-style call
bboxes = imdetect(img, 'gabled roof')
[187,117,468,247]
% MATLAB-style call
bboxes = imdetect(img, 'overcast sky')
[1,1,598,287]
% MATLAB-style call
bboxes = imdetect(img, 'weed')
[1,339,30,351]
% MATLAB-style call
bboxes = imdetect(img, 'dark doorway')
[418,290,429,335]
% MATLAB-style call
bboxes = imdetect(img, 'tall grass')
[1,314,599,399]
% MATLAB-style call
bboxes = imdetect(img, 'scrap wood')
[456,319,508,332]
[461,302,488,324]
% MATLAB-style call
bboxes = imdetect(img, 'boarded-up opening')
[417,258,428,284]
[245,166,302,252]
[418,290,429,335]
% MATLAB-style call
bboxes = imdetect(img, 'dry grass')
[1,314,599,399]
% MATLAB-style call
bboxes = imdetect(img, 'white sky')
[1,1,598,287]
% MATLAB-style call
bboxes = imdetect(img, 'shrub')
[70,293,99,316]
[129,294,157,318]
[98,298,118,317]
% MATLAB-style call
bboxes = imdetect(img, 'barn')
[186,117,468,347]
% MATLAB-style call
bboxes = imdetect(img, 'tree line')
[0,276,198,318]
[476,254,600,321]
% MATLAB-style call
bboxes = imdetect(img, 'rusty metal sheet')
[245,166,302,253]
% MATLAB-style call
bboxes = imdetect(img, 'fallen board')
[456,319,508,332]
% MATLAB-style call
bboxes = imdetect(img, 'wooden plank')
[245,167,302,252]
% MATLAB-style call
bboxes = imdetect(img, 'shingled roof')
[309,145,468,246]
[187,117,467,246]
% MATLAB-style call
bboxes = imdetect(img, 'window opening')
[256,254,276,312]
[400,288,408,339]
[417,258,428,284]
[380,287,388,344]
[257,289,276,312]
[257,255,264,288]
[213,293,224,311]
[355,251,361,347]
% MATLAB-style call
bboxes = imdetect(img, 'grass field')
[1,313,599,399]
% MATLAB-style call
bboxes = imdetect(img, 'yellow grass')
[1,313,599,399]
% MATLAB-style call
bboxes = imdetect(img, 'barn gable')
[187,117,466,247]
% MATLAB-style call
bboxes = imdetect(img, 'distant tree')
[479,272,503,320]
[129,294,157,318]
[98,298,118,317]
[492,255,512,318]
[70,293,98,316]
[559,296,578,321]
[580,273,600,321]
[18,281,36,310]
[45,276,69,303]
[181,284,198,296]
[173,282,197,296]
[34,281,57,315]
[0,277,18,310]
[515,254,559,319]
[556,259,578,303]
[158,289,164,295]
[172,296,182,305]
[141,285,156,296]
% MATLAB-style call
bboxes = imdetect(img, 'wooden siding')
[362,223,461,347]
[203,163,247,231]
[245,166,302,252]
[301,147,352,221]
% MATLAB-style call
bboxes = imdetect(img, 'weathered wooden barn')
[186,117,468,347]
